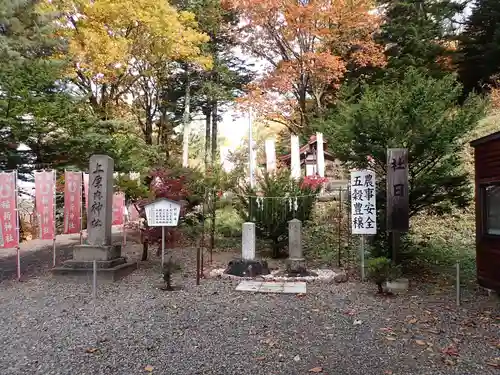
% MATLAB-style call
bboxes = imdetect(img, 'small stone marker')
[224,222,269,277]
[287,219,307,275]
[242,222,256,260]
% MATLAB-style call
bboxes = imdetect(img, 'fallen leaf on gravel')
[427,329,441,334]
[309,367,323,373]
[144,365,154,372]
[485,358,500,368]
[85,348,99,354]
[255,356,265,361]
[443,359,455,366]
[353,319,363,325]
[415,340,426,346]
[441,345,459,357]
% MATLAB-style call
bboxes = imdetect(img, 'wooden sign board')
[144,198,181,227]
[386,148,409,232]
[350,169,377,235]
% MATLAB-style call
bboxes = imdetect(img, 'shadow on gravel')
[0,240,79,283]
[0,231,141,283]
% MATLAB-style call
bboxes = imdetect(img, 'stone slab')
[235,280,261,292]
[235,281,306,294]
[73,244,121,262]
[51,261,137,282]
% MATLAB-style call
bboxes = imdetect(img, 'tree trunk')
[210,100,218,261]
[211,100,218,163]
[141,238,148,261]
[144,118,153,145]
[182,70,191,168]
[204,106,211,170]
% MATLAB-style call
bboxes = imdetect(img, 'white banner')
[350,170,377,235]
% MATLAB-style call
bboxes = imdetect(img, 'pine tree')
[378,0,465,78]
[457,0,500,95]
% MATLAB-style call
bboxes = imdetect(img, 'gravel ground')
[0,240,499,375]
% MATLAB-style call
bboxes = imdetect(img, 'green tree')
[457,0,500,95]
[0,0,153,177]
[315,69,486,225]
[377,0,464,78]
[234,170,321,258]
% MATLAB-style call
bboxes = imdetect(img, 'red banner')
[0,171,18,248]
[112,192,125,226]
[64,171,82,234]
[83,173,89,209]
[34,170,56,240]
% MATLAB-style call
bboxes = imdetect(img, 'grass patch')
[402,210,476,282]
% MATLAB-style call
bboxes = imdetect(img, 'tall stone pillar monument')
[291,135,301,179]
[53,155,137,281]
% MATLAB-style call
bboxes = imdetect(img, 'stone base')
[224,259,270,277]
[73,244,121,262]
[52,257,137,282]
[286,258,308,276]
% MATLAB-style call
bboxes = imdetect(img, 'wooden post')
[386,148,409,263]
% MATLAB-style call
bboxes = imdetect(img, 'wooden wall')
[474,138,500,291]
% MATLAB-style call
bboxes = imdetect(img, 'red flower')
[301,175,328,190]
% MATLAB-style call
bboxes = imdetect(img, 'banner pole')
[122,196,126,246]
[79,171,84,244]
[53,170,57,267]
[14,169,21,281]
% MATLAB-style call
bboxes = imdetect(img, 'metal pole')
[122,201,126,246]
[248,109,255,188]
[79,171,83,245]
[161,226,165,268]
[92,259,97,302]
[14,170,21,281]
[52,170,56,267]
[338,187,342,268]
[196,242,201,286]
[360,235,365,281]
[456,260,460,307]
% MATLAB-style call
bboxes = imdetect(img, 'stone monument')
[286,219,308,276]
[225,222,269,277]
[52,155,137,281]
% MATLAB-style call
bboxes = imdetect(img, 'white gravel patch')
[208,267,337,282]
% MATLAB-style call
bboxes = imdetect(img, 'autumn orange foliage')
[230,0,385,132]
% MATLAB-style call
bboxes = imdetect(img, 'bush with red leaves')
[300,175,328,191]
[135,168,194,247]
